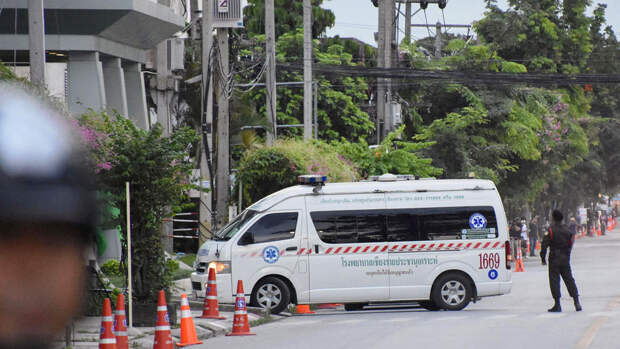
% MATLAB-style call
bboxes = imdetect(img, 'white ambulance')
[191,174,512,314]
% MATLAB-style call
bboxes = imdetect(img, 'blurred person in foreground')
[540,209,582,312]
[0,84,97,349]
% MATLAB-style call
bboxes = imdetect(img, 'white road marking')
[430,315,469,321]
[334,319,364,325]
[279,320,322,326]
[586,311,617,317]
[486,314,519,320]
[536,313,567,319]
[380,318,412,323]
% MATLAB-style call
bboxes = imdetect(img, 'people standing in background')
[529,216,540,257]
[509,218,522,262]
[600,212,607,236]
[520,217,529,258]
[569,217,578,238]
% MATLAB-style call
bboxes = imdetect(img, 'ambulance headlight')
[209,261,231,274]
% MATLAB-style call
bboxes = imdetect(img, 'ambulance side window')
[357,213,386,242]
[243,212,298,245]
[311,212,356,244]
[386,212,417,241]
[418,207,497,240]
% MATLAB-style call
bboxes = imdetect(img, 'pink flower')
[97,162,112,171]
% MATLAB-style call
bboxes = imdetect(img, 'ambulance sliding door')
[305,194,389,303]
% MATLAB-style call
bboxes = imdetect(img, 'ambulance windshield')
[212,209,258,241]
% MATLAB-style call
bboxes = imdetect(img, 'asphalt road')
[198,227,620,349]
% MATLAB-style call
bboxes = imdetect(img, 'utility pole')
[215,28,230,227]
[303,0,313,141]
[265,0,277,145]
[434,21,442,58]
[200,0,215,241]
[377,0,394,141]
[376,0,385,144]
[190,0,201,46]
[404,2,411,44]
[28,0,45,87]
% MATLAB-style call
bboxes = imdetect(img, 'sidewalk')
[53,299,283,348]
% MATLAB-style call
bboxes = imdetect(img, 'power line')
[279,63,620,85]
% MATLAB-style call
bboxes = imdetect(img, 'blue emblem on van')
[488,269,498,280]
[262,246,280,264]
[469,213,487,229]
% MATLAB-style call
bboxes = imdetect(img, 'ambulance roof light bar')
[369,174,436,182]
[298,175,327,186]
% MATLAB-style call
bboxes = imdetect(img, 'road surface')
[196,227,620,349]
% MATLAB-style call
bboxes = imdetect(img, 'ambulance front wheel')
[431,273,473,311]
[251,276,291,315]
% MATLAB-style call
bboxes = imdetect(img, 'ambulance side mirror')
[239,231,255,246]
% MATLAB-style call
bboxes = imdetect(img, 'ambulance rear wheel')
[251,277,290,315]
[431,273,472,311]
[344,303,366,311]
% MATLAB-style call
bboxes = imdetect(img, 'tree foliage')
[243,0,335,38]
[77,113,198,302]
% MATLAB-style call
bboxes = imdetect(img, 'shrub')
[101,260,122,277]
[237,139,357,206]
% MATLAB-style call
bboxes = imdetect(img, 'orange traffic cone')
[177,293,203,346]
[535,241,541,251]
[153,290,174,349]
[295,304,315,314]
[99,298,117,349]
[114,294,129,349]
[514,247,524,273]
[199,268,226,319]
[227,280,255,336]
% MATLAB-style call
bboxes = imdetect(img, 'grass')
[249,314,273,327]
[178,253,196,267]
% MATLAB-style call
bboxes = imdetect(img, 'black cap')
[0,84,97,237]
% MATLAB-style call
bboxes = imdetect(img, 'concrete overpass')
[0,0,185,129]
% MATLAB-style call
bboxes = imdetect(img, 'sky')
[322,0,620,47]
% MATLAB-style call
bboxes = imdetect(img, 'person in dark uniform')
[540,210,582,312]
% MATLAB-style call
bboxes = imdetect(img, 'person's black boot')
[548,298,561,312]
[574,297,582,312]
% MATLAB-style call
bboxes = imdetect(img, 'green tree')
[243,0,335,38]
[78,113,198,303]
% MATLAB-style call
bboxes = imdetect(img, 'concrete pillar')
[67,52,106,115]
[124,62,149,130]
[102,57,129,117]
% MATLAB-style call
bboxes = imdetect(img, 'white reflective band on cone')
[102,316,114,321]
[181,310,192,318]
[234,310,247,315]
[181,297,189,306]
[115,331,128,336]
[208,280,216,284]
[156,326,171,331]
[206,296,218,300]
[116,310,126,315]
[100,338,116,344]
[157,306,168,311]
